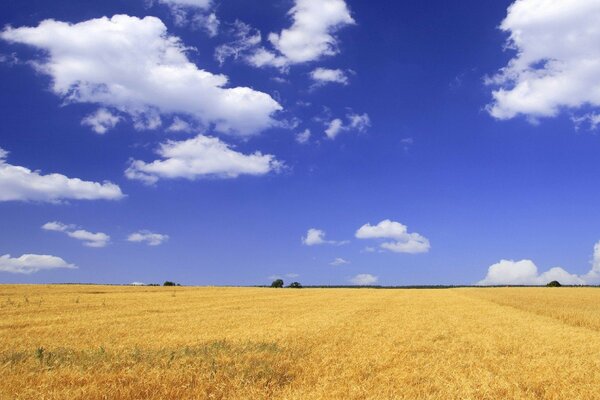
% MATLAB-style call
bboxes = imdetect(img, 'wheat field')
[1,286,600,399]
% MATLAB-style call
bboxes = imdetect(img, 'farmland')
[1,285,600,399]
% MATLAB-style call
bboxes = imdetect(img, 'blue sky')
[1,0,600,286]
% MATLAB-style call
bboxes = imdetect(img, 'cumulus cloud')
[125,134,282,185]
[81,108,121,134]
[0,148,123,202]
[42,221,110,248]
[350,273,378,285]
[324,113,370,139]
[127,230,169,246]
[486,0,600,123]
[582,241,600,284]
[1,15,281,136]
[478,240,600,285]
[355,220,430,254]
[302,228,348,246]
[295,128,311,144]
[330,257,349,266]
[247,0,355,68]
[0,254,76,274]
[310,68,349,86]
[477,259,585,286]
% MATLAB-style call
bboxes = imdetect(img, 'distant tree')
[546,280,562,287]
[288,282,302,288]
[163,281,177,286]
[271,279,284,288]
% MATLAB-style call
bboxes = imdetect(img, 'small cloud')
[296,129,311,144]
[127,230,169,246]
[42,221,110,248]
[310,68,349,87]
[350,273,378,285]
[302,228,348,246]
[572,113,600,131]
[167,117,192,133]
[324,113,371,140]
[330,257,349,266]
[81,108,121,134]
[325,119,344,139]
[356,219,430,254]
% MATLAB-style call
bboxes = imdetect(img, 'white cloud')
[324,113,370,140]
[310,68,349,86]
[582,241,600,284]
[42,221,110,248]
[215,20,262,65]
[81,108,121,134]
[325,118,344,139]
[477,259,585,286]
[155,0,218,36]
[167,117,192,133]
[330,257,349,266]
[355,220,430,254]
[125,134,282,184]
[0,147,123,202]
[158,0,212,8]
[347,113,371,132]
[127,230,169,246]
[302,228,327,245]
[0,254,76,274]
[302,228,347,246]
[350,273,378,285]
[1,15,281,136]
[295,128,311,144]
[190,12,220,37]
[486,0,600,123]
[247,0,355,68]
[478,241,600,286]
[572,113,600,131]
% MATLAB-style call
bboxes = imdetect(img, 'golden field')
[1,286,600,399]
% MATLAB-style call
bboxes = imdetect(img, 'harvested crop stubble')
[1,285,600,399]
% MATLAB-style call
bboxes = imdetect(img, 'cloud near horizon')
[350,273,378,285]
[0,254,76,274]
[478,241,600,285]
